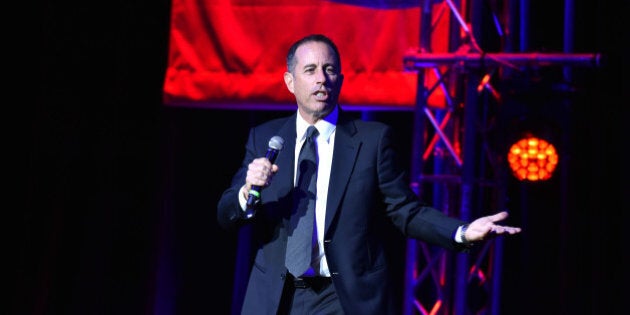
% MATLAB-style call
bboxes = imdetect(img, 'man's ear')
[283,72,295,94]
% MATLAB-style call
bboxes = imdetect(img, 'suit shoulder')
[353,119,390,129]
[351,119,392,136]
[252,115,293,131]
[246,114,295,149]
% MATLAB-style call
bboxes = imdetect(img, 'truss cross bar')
[431,67,455,108]
[404,52,601,70]
[424,108,463,167]
[423,110,453,162]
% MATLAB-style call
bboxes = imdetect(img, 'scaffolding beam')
[403,52,601,69]
[402,1,601,314]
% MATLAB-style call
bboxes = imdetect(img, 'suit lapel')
[260,115,296,262]
[325,116,359,233]
[267,114,297,207]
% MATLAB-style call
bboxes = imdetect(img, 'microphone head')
[268,136,285,151]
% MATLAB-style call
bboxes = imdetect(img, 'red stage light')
[507,136,558,181]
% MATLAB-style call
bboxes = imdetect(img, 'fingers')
[466,211,521,242]
[246,158,279,187]
[487,211,521,235]
[489,225,521,234]
[489,211,508,223]
[488,211,521,234]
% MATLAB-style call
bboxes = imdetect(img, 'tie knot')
[306,126,319,140]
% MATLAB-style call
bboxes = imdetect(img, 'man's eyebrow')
[301,62,336,69]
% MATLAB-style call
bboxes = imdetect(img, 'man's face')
[284,41,344,124]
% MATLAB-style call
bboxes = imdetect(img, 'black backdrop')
[28,1,627,314]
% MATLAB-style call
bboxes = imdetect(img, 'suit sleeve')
[376,125,468,251]
[217,128,258,230]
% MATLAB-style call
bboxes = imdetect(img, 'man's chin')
[299,102,335,121]
[314,102,335,114]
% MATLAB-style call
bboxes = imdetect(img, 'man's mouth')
[313,90,328,101]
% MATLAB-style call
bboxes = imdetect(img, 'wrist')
[459,224,470,244]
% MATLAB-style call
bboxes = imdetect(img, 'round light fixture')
[507,136,558,181]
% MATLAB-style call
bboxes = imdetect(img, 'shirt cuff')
[238,185,248,211]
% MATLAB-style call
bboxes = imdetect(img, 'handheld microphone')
[244,136,285,218]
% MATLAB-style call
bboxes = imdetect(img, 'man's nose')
[315,68,327,83]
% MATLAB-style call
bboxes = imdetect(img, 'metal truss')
[401,1,600,314]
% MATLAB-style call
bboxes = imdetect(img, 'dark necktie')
[285,126,319,277]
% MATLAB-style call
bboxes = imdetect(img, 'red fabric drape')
[163,0,449,108]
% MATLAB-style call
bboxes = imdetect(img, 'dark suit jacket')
[217,109,468,315]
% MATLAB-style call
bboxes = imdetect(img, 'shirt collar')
[296,106,338,143]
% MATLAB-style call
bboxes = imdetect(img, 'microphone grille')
[268,136,285,150]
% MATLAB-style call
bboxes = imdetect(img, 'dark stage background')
[28,1,627,314]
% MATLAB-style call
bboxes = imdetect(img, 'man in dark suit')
[217,34,521,315]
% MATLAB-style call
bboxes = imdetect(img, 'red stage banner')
[163,0,449,108]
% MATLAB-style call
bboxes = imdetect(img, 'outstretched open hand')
[465,211,521,242]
